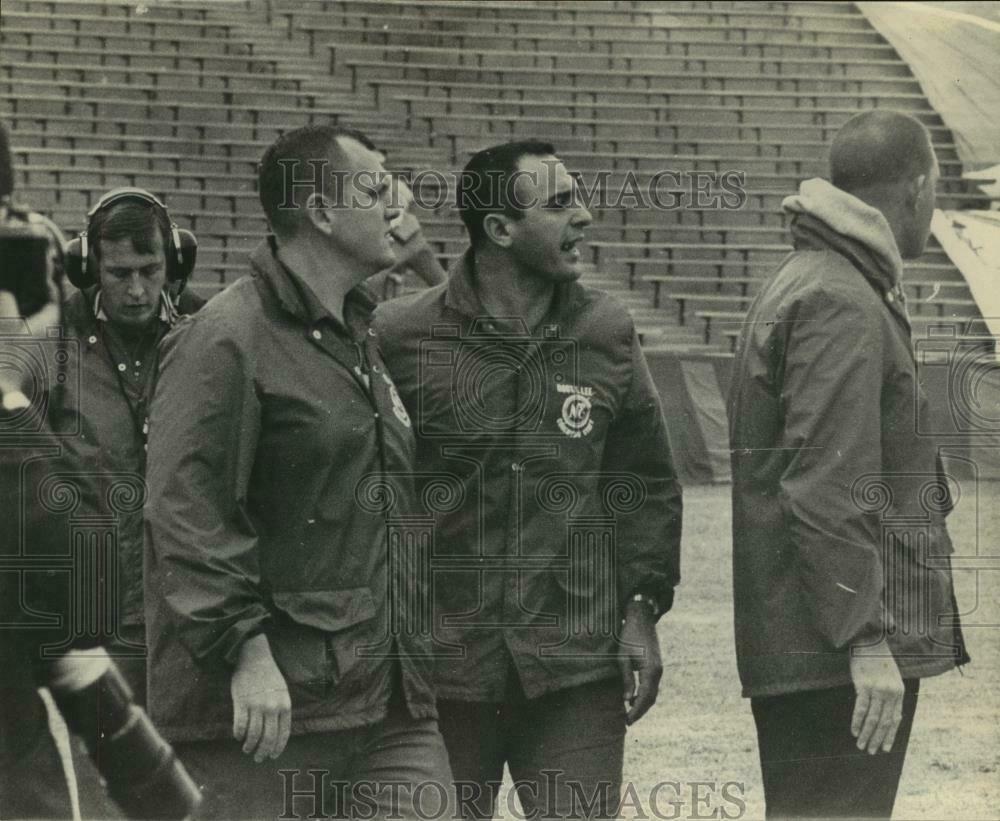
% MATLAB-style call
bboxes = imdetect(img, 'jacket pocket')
[887,521,958,646]
[271,588,377,631]
[267,588,378,702]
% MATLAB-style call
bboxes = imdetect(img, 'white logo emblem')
[383,372,411,428]
[556,383,594,438]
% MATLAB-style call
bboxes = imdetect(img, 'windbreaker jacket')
[48,287,184,629]
[374,250,683,701]
[144,240,436,742]
[728,179,969,697]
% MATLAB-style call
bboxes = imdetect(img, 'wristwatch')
[630,592,660,618]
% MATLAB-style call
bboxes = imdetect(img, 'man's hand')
[850,638,904,754]
[618,602,663,725]
[231,634,292,763]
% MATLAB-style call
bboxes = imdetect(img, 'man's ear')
[906,174,926,213]
[304,192,334,235]
[483,213,514,248]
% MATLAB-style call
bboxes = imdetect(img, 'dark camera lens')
[0,230,50,317]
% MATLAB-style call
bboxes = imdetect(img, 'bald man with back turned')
[727,110,970,819]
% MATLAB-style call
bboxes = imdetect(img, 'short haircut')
[457,139,556,247]
[336,126,376,152]
[90,198,170,261]
[830,110,935,193]
[257,123,374,238]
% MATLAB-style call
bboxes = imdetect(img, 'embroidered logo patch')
[556,383,594,438]
[383,371,411,428]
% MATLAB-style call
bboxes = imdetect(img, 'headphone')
[65,187,197,290]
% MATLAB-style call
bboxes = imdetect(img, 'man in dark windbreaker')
[1,133,198,820]
[144,124,452,819]
[54,188,203,710]
[728,110,970,820]
[375,140,683,819]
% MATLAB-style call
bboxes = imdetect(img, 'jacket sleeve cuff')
[182,608,272,670]
[624,582,675,621]
[850,607,895,653]
[221,616,271,668]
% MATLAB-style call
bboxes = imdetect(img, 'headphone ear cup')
[171,228,198,284]
[64,235,92,289]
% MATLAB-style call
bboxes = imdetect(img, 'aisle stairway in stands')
[0,0,989,352]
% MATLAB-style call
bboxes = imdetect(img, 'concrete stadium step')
[385,93,951,135]
[308,21,908,68]
[363,83,942,128]
[0,93,377,141]
[0,76,326,110]
[327,43,918,88]
[408,166,972,200]
[298,0,879,38]
[0,44,298,77]
[10,146,260,179]
[3,0,208,18]
[585,242,957,273]
[48,207,268,238]
[618,257,969,286]
[304,6,874,34]
[343,60,931,105]
[287,22,900,65]
[494,131,961,161]
[8,128,262,161]
[23,179,259,216]
[292,17,901,64]
[10,142,440,186]
[1,10,248,41]
[0,25,280,60]
[1,60,312,94]
[0,110,389,149]
[323,0,861,12]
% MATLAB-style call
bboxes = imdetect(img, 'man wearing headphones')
[53,188,200,706]
[2,119,201,820]
[50,189,201,818]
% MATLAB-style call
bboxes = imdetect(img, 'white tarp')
[858,2,1000,171]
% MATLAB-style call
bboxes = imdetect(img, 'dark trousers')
[0,704,74,819]
[751,679,920,820]
[174,696,453,821]
[438,676,626,821]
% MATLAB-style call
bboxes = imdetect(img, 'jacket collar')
[444,247,589,326]
[91,287,178,327]
[782,178,904,297]
[250,237,377,331]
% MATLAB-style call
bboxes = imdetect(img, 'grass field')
[614,481,1000,821]
[57,482,999,820]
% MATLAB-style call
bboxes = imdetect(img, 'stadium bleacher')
[0,0,988,354]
